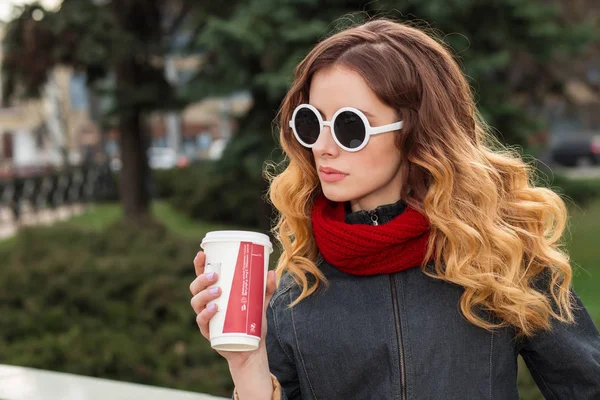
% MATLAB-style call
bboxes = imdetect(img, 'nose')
[312,124,339,159]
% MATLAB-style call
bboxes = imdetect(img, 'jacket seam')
[398,275,410,400]
[290,289,319,400]
[521,353,559,400]
[270,280,296,305]
[489,331,494,400]
[270,295,296,365]
[387,277,402,400]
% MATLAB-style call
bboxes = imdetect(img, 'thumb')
[260,270,278,343]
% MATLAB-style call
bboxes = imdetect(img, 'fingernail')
[194,251,200,260]
[207,304,216,312]
[206,272,214,280]
[209,287,219,295]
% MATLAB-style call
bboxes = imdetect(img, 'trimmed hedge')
[0,221,233,396]
[153,163,270,230]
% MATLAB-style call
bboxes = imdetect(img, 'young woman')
[189,19,600,399]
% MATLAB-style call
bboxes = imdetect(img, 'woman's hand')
[190,251,277,370]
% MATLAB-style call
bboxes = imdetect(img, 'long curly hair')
[267,19,575,337]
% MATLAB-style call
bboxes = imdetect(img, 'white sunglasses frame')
[288,103,403,152]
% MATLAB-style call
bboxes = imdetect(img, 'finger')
[190,286,221,314]
[194,251,206,276]
[196,303,218,340]
[189,271,219,295]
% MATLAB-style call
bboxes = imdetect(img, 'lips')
[318,166,348,183]
[319,166,346,175]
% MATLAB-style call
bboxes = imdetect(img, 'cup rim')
[201,230,273,252]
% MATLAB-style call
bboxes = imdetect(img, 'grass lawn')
[0,201,238,255]
[63,201,237,240]
[566,199,600,319]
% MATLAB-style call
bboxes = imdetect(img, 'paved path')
[0,205,87,240]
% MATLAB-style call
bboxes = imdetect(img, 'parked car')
[551,135,600,167]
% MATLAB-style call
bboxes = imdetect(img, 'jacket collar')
[344,199,407,225]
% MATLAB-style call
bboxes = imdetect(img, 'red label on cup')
[222,242,265,337]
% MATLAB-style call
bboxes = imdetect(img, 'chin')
[320,185,355,203]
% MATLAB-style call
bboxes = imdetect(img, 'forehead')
[308,65,382,115]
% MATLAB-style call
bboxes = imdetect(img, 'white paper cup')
[200,230,273,352]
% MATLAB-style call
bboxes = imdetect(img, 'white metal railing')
[0,364,229,400]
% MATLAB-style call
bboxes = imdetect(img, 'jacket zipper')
[369,210,406,399]
[368,210,379,226]
[391,275,407,400]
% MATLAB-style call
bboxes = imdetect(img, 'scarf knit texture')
[311,194,431,275]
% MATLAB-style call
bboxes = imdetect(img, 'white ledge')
[0,364,229,400]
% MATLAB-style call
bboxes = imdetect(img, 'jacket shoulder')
[270,272,300,309]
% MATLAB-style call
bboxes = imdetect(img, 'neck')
[349,195,403,212]
[345,197,407,226]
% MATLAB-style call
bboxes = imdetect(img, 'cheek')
[352,139,401,175]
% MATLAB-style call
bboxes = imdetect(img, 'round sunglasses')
[288,104,403,152]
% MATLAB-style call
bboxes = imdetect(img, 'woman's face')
[308,65,404,212]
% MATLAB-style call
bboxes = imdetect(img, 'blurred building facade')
[0,16,252,177]
[0,21,102,177]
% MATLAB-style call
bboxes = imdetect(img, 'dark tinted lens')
[294,107,320,145]
[333,111,366,149]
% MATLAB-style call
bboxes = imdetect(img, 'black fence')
[0,163,118,228]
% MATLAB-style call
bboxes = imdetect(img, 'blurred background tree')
[2,0,187,224]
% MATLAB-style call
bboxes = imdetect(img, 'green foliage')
[153,162,214,216]
[0,221,235,396]
[184,1,367,102]
[2,0,182,115]
[518,356,545,400]
[49,0,121,82]
[1,4,57,100]
[1,1,117,100]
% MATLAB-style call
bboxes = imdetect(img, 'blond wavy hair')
[267,19,575,337]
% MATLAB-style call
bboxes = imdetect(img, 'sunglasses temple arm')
[369,121,403,135]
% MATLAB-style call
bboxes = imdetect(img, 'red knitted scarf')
[311,195,431,275]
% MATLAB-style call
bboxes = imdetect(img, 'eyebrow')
[313,105,377,120]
